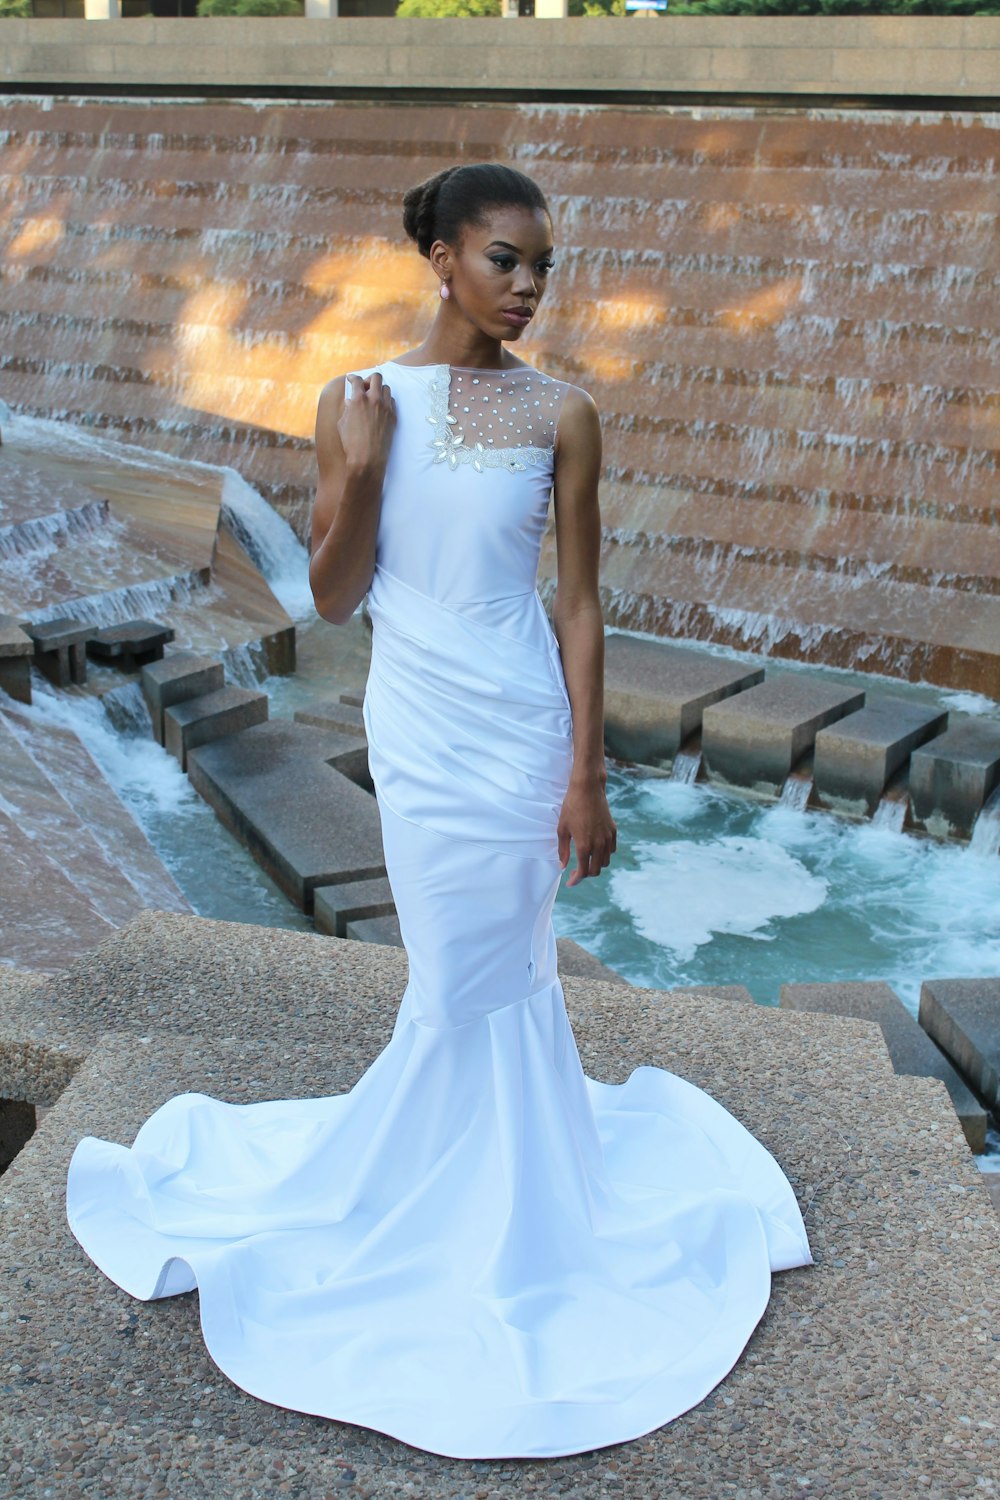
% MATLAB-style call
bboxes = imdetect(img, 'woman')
[66,162,812,1462]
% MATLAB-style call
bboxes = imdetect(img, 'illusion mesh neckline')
[385,360,536,376]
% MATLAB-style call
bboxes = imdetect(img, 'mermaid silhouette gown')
[66,360,812,1461]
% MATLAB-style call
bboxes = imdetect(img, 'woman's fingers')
[565,829,615,885]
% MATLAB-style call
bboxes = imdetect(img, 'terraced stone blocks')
[909,719,1000,838]
[603,632,762,766]
[701,676,865,794]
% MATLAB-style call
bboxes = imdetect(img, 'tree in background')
[397,0,500,14]
[197,0,302,12]
[667,1,1000,13]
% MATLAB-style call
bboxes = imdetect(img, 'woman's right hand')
[338,372,396,476]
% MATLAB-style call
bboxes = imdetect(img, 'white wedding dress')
[66,359,812,1460]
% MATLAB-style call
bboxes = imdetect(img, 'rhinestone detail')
[426,366,554,474]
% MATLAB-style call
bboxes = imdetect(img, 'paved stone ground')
[1,913,998,1499]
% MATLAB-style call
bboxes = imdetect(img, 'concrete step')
[555,936,634,986]
[908,718,1000,838]
[812,696,950,815]
[187,721,383,911]
[5,306,997,459]
[920,977,1000,1116]
[294,697,367,740]
[597,494,1000,596]
[1,910,996,1497]
[780,980,989,1152]
[313,875,395,940]
[603,632,763,766]
[700,676,866,794]
[0,614,33,704]
[345,914,404,947]
[164,684,268,772]
[140,650,225,745]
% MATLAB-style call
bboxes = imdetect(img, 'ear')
[428,238,452,283]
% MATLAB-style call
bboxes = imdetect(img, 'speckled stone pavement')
[2,913,998,1500]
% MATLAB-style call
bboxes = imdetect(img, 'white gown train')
[67,359,812,1459]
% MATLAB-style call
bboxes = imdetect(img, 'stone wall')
[0,16,998,99]
[3,96,998,692]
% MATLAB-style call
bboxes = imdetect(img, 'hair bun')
[402,167,461,259]
[402,162,550,263]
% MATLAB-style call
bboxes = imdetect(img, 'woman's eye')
[536,261,555,275]
[491,256,516,271]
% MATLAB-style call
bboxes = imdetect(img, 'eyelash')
[491,256,555,275]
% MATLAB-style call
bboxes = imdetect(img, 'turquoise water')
[550,763,1000,1018]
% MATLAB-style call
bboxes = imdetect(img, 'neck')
[411,312,516,371]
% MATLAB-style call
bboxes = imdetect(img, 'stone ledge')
[780,980,988,1153]
[701,676,866,794]
[813,695,949,815]
[909,718,1000,838]
[164,684,268,772]
[1,17,998,99]
[187,721,380,908]
[603,633,762,766]
[1,923,996,1498]
[920,977,1000,1115]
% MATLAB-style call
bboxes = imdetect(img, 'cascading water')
[1,96,996,693]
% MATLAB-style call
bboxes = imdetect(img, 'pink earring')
[439,281,450,300]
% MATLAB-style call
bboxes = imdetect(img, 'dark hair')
[402,163,550,259]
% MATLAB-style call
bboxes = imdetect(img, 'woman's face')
[432,204,555,345]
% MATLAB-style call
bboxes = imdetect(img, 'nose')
[512,265,538,300]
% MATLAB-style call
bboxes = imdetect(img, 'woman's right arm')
[309,371,395,626]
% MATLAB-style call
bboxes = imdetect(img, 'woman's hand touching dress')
[309,372,396,626]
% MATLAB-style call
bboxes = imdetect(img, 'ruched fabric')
[66,359,812,1460]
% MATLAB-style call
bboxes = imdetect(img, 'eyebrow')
[485,240,555,255]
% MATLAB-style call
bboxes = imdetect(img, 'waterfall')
[103,680,155,737]
[671,749,702,784]
[873,795,908,833]
[779,773,814,812]
[220,468,313,623]
[969,786,1000,857]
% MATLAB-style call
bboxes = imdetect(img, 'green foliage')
[196,0,303,15]
[0,0,32,16]
[396,0,499,13]
[667,0,1000,13]
[570,0,627,13]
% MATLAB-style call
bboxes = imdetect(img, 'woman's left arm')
[551,386,617,888]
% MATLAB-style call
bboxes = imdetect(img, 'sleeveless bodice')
[342,358,577,860]
[346,360,571,609]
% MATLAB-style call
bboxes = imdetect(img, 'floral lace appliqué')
[426,367,554,474]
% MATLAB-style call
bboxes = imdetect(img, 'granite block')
[603,633,763,765]
[813,695,948,812]
[164,685,268,771]
[919,977,1000,1114]
[141,651,225,744]
[909,718,1000,838]
[187,721,385,909]
[702,677,866,792]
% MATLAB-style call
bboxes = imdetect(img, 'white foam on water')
[559,767,1000,1016]
[609,837,827,965]
[938,688,999,718]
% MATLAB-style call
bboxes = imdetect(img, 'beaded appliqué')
[426,366,553,474]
